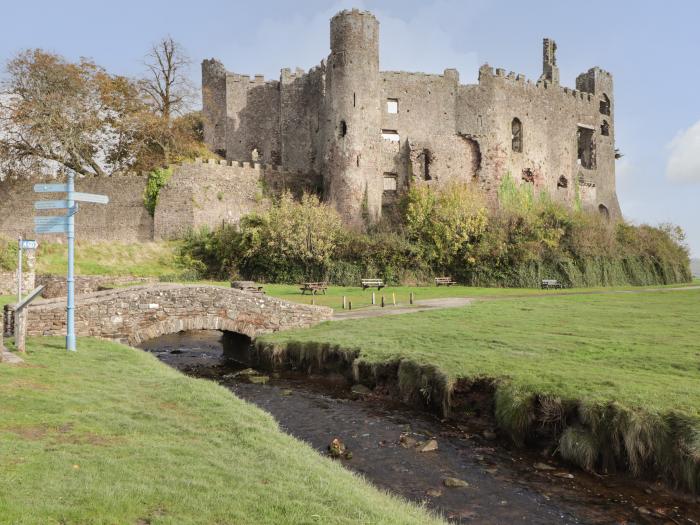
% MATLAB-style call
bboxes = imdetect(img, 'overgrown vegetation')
[0,237,18,271]
[260,289,700,492]
[143,167,173,216]
[180,177,691,287]
[0,337,442,524]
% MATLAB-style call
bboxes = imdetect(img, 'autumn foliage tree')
[0,49,148,178]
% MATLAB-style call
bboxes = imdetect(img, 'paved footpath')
[1,346,24,364]
[332,284,700,321]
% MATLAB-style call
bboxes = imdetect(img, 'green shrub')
[143,167,173,216]
[0,236,19,271]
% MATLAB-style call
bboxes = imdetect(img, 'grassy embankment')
[35,241,183,277]
[0,337,442,525]
[259,289,700,491]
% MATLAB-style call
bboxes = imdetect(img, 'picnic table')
[434,276,457,286]
[299,282,328,295]
[231,280,265,294]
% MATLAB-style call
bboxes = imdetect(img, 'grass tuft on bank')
[0,338,443,525]
[260,289,700,491]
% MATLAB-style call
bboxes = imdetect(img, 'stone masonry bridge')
[23,284,332,345]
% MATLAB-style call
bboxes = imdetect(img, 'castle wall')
[154,159,321,240]
[0,174,153,243]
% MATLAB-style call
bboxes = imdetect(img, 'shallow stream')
[138,330,700,525]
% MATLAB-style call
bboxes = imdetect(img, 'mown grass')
[261,289,700,489]
[0,295,14,308]
[0,338,442,525]
[36,241,183,277]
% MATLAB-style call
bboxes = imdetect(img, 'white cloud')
[666,120,700,183]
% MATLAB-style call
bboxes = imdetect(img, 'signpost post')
[34,171,108,352]
[17,237,38,303]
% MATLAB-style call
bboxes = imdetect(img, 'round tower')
[324,9,381,229]
[201,59,228,157]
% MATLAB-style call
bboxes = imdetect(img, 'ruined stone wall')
[154,159,321,240]
[0,174,153,243]
[36,274,156,298]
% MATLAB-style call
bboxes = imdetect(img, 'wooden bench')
[435,276,457,286]
[231,280,265,294]
[299,281,328,295]
[361,278,385,290]
[541,279,563,289]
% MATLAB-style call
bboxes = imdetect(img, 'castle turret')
[202,59,228,157]
[540,38,559,85]
[324,9,382,228]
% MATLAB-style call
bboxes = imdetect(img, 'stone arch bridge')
[24,284,332,345]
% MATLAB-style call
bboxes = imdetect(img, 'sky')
[1,0,698,256]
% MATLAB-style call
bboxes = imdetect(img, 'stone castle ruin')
[203,8,620,228]
[0,8,620,243]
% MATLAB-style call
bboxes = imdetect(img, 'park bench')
[361,278,385,290]
[541,279,563,289]
[435,276,457,286]
[231,280,265,294]
[299,281,328,295]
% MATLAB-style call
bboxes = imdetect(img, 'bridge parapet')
[24,284,332,345]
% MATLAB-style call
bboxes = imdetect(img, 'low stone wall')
[0,251,36,296]
[36,275,157,299]
[25,283,332,345]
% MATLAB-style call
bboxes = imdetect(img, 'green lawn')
[0,295,14,308]
[36,241,183,277]
[260,288,700,489]
[0,338,442,525]
[261,289,700,416]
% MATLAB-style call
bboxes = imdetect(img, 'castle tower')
[540,38,559,85]
[202,59,228,157]
[324,9,382,229]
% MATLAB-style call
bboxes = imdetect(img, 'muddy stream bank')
[138,330,699,525]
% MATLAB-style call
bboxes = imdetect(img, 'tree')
[0,49,148,178]
[140,37,196,165]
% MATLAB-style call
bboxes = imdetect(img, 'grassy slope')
[261,289,700,419]
[0,338,442,525]
[36,241,183,277]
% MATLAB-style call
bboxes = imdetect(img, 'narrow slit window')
[340,120,347,137]
[511,118,523,152]
[601,120,609,136]
[387,99,398,114]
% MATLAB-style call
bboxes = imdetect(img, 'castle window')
[577,126,596,169]
[600,94,611,116]
[522,168,534,183]
[599,204,610,220]
[511,118,523,152]
[383,173,397,191]
[340,120,347,137]
[557,176,568,189]
[601,120,610,136]
[381,129,400,142]
[420,149,432,181]
[353,92,356,107]
[387,99,398,114]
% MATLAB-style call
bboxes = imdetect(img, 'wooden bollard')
[372,292,376,305]
[348,301,352,310]
[311,296,315,305]
[409,292,414,305]
[15,308,26,353]
[0,311,4,363]
[342,296,347,309]
[392,292,396,306]
[381,295,385,308]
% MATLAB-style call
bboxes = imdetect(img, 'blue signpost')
[34,171,109,352]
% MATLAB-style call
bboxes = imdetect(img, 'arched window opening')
[599,204,610,220]
[420,149,432,181]
[600,94,611,116]
[511,118,523,152]
[557,175,568,188]
[577,126,596,169]
[601,120,610,136]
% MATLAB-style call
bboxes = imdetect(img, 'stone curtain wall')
[24,283,333,345]
[0,173,153,242]
[154,159,321,240]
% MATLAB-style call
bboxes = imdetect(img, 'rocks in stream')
[328,438,352,460]
[533,462,556,471]
[419,439,439,453]
[443,477,470,488]
[350,384,372,396]
[222,368,270,385]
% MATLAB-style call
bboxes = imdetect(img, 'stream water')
[138,330,700,525]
